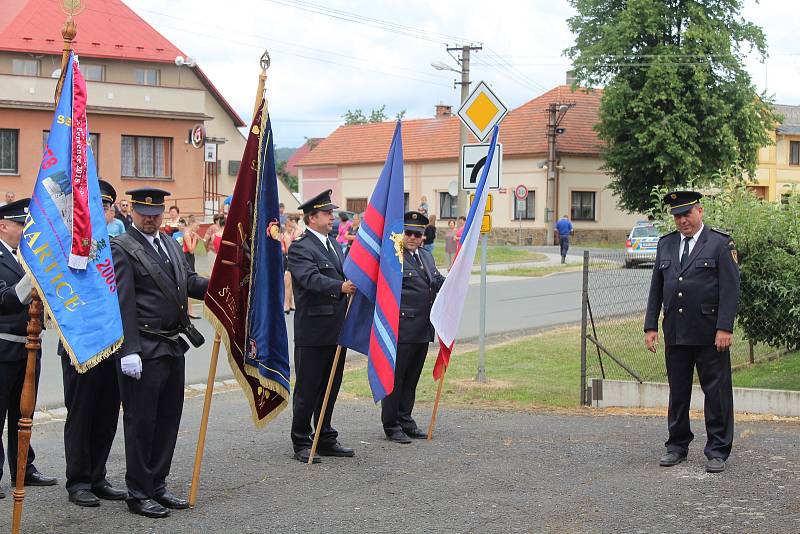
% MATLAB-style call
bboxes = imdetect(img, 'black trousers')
[381,343,428,434]
[291,345,346,452]
[61,355,121,494]
[665,344,734,460]
[559,236,570,258]
[0,357,40,482]
[117,355,184,501]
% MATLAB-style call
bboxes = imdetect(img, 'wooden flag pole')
[426,368,447,440]
[188,333,221,507]
[188,51,270,507]
[11,292,42,534]
[13,10,77,533]
[308,296,353,465]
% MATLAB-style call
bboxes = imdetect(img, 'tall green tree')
[565,0,777,213]
[343,105,406,125]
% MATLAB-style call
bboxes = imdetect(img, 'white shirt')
[679,224,704,262]
[307,227,333,250]
[132,224,170,260]
[0,238,15,257]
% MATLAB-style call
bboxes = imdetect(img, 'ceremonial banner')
[430,125,499,379]
[205,102,290,427]
[20,52,123,371]
[339,121,405,402]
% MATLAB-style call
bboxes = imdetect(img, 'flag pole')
[12,11,77,534]
[308,296,353,465]
[188,51,270,507]
[426,368,447,440]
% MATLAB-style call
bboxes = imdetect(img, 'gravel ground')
[2,392,798,533]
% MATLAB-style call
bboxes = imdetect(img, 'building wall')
[317,153,643,244]
[0,107,205,214]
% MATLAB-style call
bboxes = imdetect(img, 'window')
[439,192,458,219]
[0,130,19,174]
[404,192,410,212]
[12,58,39,76]
[513,192,535,220]
[134,68,159,86]
[346,198,367,214]
[82,64,105,82]
[571,191,596,221]
[790,141,800,166]
[43,131,99,171]
[121,136,172,179]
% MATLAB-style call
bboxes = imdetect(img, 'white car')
[624,222,660,268]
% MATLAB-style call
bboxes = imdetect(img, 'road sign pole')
[476,232,488,383]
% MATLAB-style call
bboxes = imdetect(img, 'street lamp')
[430,61,459,73]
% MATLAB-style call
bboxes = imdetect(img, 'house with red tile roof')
[296,85,643,243]
[0,0,298,217]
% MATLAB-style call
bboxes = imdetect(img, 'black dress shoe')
[317,441,355,457]
[92,484,128,500]
[404,427,428,439]
[386,429,412,444]
[69,489,100,507]
[659,451,687,467]
[127,498,170,518]
[13,471,58,486]
[154,491,189,509]
[294,448,321,463]
[705,457,726,473]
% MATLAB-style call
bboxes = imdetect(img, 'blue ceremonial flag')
[339,121,405,402]
[20,52,123,372]
[205,102,291,427]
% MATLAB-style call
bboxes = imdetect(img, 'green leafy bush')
[648,177,800,349]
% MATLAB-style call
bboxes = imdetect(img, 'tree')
[276,160,297,192]
[565,0,777,213]
[343,105,405,125]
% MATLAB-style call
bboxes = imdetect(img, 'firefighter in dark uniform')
[0,199,57,499]
[59,180,127,507]
[112,188,208,518]
[287,189,356,463]
[383,211,445,443]
[644,191,740,474]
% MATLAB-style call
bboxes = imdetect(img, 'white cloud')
[124,0,800,147]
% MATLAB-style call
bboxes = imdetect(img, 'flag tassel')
[188,333,222,508]
[308,296,353,465]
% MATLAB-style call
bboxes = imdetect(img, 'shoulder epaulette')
[710,227,730,237]
[295,234,307,241]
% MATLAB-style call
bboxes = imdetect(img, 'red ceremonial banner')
[68,62,91,269]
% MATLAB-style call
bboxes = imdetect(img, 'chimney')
[435,104,452,118]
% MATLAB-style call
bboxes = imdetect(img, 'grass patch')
[432,244,548,267]
[732,351,800,391]
[341,327,581,409]
[573,241,624,250]
[476,265,584,277]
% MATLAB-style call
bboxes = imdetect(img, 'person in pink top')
[336,212,352,252]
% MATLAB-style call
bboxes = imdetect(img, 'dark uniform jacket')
[399,248,445,344]
[0,246,33,362]
[288,230,347,347]
[644,227,739,346]
[112,227,208,359]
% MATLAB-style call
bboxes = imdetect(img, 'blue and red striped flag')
[339,121,405,402]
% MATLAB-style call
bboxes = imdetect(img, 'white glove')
[120,353,142,380]
[14,273,33,305]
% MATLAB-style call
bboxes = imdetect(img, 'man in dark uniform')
[112,188,208,517]
[59,180,127,507]
[383,212,445,443]
[0,199,57,499]
[644,191,740,474]
[287,189,356,463]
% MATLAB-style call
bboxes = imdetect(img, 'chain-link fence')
[579,250,787,405]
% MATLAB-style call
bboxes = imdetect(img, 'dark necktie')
[680,237,692,269]
[414,252,423,268]
[325,238,340,267]
[153,237,171,265]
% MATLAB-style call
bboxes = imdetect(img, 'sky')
[122,0,800,148]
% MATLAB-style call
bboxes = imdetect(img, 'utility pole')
[545,102,575,245]
[448,44,482,217]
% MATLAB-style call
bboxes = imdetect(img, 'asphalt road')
[3,393,799,533]
[33,247,651,410]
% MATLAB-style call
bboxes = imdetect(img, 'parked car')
[624,222,660,268]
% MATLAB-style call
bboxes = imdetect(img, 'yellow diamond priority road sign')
[457,81,508,142]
